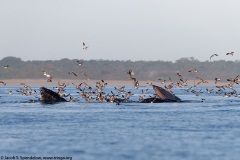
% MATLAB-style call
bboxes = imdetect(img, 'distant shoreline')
[1,79,230,87]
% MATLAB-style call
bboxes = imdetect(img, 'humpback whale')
[140,85,181,103]
[39,85,181,103]
[40,87,67,103]
[153,85,181,101]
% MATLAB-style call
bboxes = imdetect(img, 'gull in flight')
[68,72,78,77]
[77,60,83,66]
[3,65,9,69]
[0,81,6,85]
[226,51,234,56]
[42,71,53,82]
[42,71,51,78]
[210,54,218,61]
[188,69,198,73]
[214,78,221,84]
[83,42,89,50]
[84,72,90,80]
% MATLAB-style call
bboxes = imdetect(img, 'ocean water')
[1,85,240,160]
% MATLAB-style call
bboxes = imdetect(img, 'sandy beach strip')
[1,79,230,87]
[1,79,136,87]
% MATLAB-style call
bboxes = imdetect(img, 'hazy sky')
[1,0,240,62]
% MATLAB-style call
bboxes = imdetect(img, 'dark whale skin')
[152,85,181,101]
[140,85,181,103]
[39,85,181,103]
[40,87,67,103]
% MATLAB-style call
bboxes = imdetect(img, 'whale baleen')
[140,85,181,103]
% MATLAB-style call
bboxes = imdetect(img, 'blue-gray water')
[1,85,240,160]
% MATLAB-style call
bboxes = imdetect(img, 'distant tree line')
[0,56,240,82]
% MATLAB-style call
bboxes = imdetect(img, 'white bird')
[3,65,9,69]
[188,69,198,73]
[83,42,89,50]
[77,60,83,66]
[42,71,51,78]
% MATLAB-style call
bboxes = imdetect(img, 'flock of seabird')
[210,51,234,61]
[1,50,240,103]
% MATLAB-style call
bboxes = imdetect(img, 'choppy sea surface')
[1,85,240,160]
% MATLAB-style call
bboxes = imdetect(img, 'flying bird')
[42,71,53,82]
[141,88,149,95]
[83,42,89,50]
[206,88,214,94]
[42,71,51,78]
[127,70,135,80]
[226,51,234,56]
[196,77,208,85]
[188,69,198,73]
[84,72,90,80]
[158,79,166,84]
[146,81,153,86]
[77,60,83,66]
[176,72,183,80]
[47,77,53,82]
[68,72,78,77]
[133,78,139,89]
[184,86,193,92]
[101,79,108,86]
[3,65,9,69]
[210,54,218,61]
[114,86,125,93]
[214,78,221,84]
[0,81,6,85]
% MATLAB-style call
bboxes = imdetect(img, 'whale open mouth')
[40,87,67,103]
